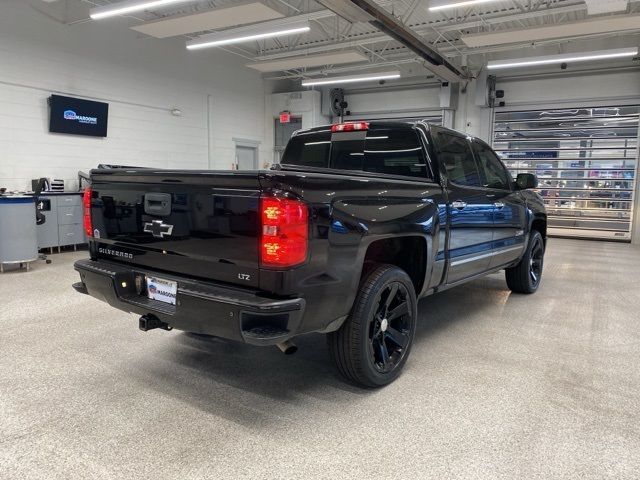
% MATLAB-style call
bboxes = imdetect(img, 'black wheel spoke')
[383,284,398,311]
[388,301,408,321]
[371,324,381,339]
[385,326,408,349]
[377,339,390,368]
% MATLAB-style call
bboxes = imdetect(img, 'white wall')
[339,84,442,120]
[495,68,640,107]
[0,0,271,192]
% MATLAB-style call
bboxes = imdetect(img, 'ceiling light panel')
[187,20,310,50]
[429,0,501,11]
[90,0,197,20]
[487,48,639,69]
[131,3,284,38]
[302,71,401,87]
[584,0,629,15]
[463,14,640,47]
[246,51,368,73]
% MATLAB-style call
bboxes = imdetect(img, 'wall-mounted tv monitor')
[49,94,109,137]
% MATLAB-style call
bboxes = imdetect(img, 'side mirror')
[516,173,538,190]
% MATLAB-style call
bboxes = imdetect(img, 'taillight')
[83,187,93,238]
[331,122,369,133]
[260,196,308,268]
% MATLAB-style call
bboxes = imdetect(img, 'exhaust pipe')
[276,340,298,355]
[139,314,172,332]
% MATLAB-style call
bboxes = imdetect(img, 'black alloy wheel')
[328,264,417,388]
[529,234,544,288]
[505,230,545,294]
[368,282,412,374]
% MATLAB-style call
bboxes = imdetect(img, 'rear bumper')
[73,259,305,346]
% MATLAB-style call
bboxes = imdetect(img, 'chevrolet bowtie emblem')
[144,220,174,239]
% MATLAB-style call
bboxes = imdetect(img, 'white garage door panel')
[493,106,639,241]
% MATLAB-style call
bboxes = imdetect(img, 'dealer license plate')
[146,276,177,305]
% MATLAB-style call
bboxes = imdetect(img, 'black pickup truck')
[74,121,546,387]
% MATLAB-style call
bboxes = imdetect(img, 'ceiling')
[36,0,640,82]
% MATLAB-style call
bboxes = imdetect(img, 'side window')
[472,142,511,190]
[363,128,431,180]
[434,131,482,187]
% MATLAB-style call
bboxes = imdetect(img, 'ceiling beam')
[254,3,588,61]
[316,0,463,81]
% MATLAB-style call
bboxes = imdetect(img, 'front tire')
[505,230,545,294]
[328,264,417,388]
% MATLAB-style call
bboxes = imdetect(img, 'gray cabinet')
[37,194,86,250]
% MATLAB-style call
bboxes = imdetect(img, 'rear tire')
[505,230,545,294]
[327,264,417,388]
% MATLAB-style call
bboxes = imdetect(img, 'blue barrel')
[0,196,38,269]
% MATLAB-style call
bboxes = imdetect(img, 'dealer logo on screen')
[63,109,98,125]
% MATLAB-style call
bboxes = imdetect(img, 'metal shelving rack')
[493,106,639,241]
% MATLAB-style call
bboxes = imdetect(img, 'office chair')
[33,178,52,265]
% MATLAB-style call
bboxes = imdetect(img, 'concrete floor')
[1,239,639,479]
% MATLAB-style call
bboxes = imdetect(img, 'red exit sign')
[279,111,291,123]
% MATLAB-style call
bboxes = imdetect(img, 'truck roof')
[294,120,464,138]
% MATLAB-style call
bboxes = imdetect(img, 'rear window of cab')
[281,127,432,180]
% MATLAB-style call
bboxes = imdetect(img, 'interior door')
[274,117,302,163]
[431,129,495,284]
[236,145,257,170]
[472,140,528,268]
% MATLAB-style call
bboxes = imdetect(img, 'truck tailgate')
[89,170,261,288]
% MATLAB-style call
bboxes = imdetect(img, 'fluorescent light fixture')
[302,71,401,87]
[429,0,500,11]
[131,3,284,39]
[246,51,368,73]
[187,20,310,50]
[463,14,640,48]
[487,48,639,70]
[90,0,195,20]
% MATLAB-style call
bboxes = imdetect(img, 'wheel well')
[531,217,547,245]
[363,237,426,295]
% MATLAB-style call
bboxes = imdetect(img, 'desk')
[36,192,86,252]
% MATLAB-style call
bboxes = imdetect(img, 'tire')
[505,230,545,294]
[327,264,417,388]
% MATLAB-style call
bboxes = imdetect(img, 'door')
[472,139,528,268]
[236,145,258,170]
[493,106,639,241]
[274,117,302,163]
[431,128,495,283]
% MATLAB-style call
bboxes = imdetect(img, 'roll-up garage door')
[493,106,639,241]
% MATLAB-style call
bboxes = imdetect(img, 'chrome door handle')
[494,202,505,209]
[452,201,467,210]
